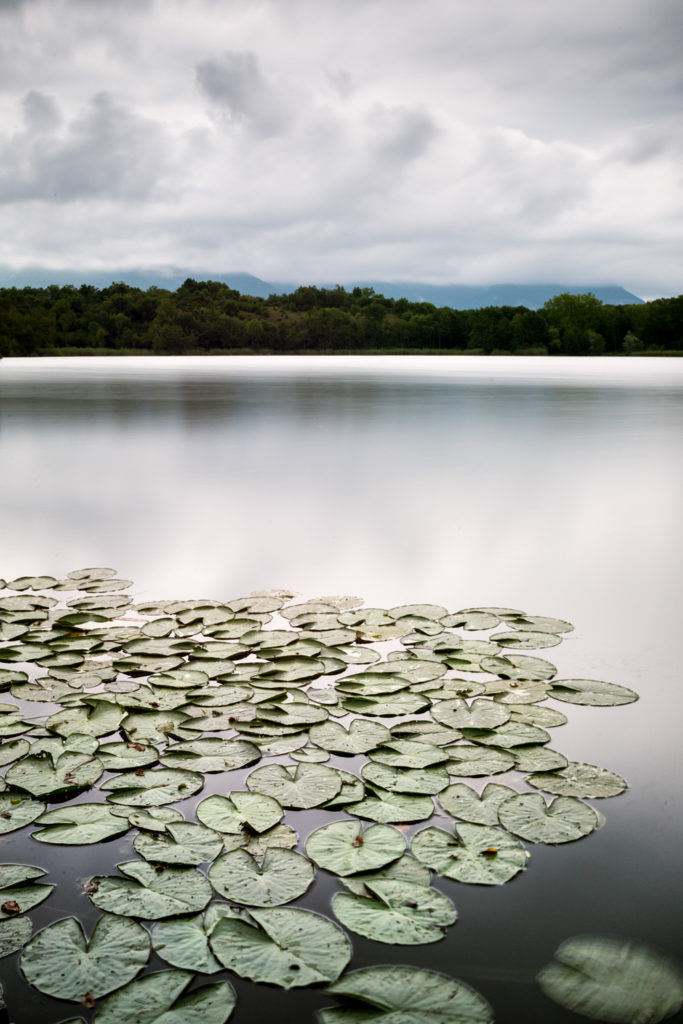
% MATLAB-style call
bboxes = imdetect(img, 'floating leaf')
[101,768,203,806]
[548,678,639,706]
[291,745,329,763]
[306,821,405,876]
[0,915,31,957]
[0,739,30,766]
[32,803,131,844]
[498,793,599,844]
[160,738,260,773]
[321,965,494,1024]
[5,751,103,797]
[93,971,236,1024]
[344,787,434,824]
[332,878,456,945]
[21,914,150,1001]
[309,719,391,754]
[341,692,430,716]
[537,935,683,1023]
[134,823,223,866]
[462,721,551,749]
[445,745,515,776]
[152,904,244,973]
[391,721,463,746]
[490,630,562,649]
[0,793,45,834]
[527,762,627,798]
[196,792,283,835]
[506,703,568,727]
[209,907,351,988]
[222,823,299,857]
[0,863,54,917]
[368,740,448,769]
[89,861,213,919]
[47,700,125,738]
[340,854,430,896]
[411,823,528,884]
[209,848,314,906]
[481,654,557,681]
[432,698,510,730]
[246,763,342,808]
[122,710,193,745]
[438,782,519,825]
[97,742,159,771]
[513,746,568,772]
[361,762,450,795]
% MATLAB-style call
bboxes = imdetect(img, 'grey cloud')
[367,105,437,166]
[196,51,290,137]
[0,90,169,202]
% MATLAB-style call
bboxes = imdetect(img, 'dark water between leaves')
[0,356,682,1023]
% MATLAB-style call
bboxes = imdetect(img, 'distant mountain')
[0,266,643,308]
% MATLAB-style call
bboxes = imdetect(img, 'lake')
[0,355,682,1023]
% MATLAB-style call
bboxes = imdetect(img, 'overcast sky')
[0,0,681,297]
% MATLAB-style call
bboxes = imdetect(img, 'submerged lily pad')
[209,907,351,988]
[209,848,314,906]
[332,878,456,945]
[321,965,494,1024]
[537,935,683,1023]
[21,914,150,1001]
[306,820,406,876]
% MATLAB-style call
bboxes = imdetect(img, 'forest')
[0,279,681,356]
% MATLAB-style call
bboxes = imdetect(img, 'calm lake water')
[0,355,682,1022]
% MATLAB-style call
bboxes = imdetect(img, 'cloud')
[196,51,291,138]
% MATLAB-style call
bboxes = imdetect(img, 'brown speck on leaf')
[135,768,145,776]
[81,991,96,1008]
[128,743,145,751]
[83,881,99,894]
[481,847,498,857]
[352,835,363,847]
[1,900,20,914]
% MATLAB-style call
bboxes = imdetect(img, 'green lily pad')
[291,745,329,763]
[0,793,45,834]
[21,914,150,1001]
[527,762,628,798]
[47,699,125,738]
[498,793,600,843]
[159,738,260,773]
[152,904,244,973]
[306,820,406,876]
[368,740,447,769]
[344,787,434,824]
[97,742,159,771]
[490,630,562,649]
[101,767,204,806]
[5,751,103,797]
[134,823,223,865]
[209,848,314,906]
[462,721,551,749]
[339,854,431,896]
[411,823,528,884]
[222,823,299,857]
[93,971,236,1024]
[89,861,213,919]
[0,864,54,917]
[32,803,131,844]
[445,744,515,776]
[507,614,574,634]
[481,654,557,681]
[114,806,184,832]
[361,762,450,795]
[0,739,30,766]
[432,698,511,730]
[341,692,430,716]
[309,719,391,754]
[122,711,193,745]
[513,746,569,772]
[196,792,283,835]
[506,703,568,727]
[246,763,342,808]
[548,678,639,706]
[438,782,519,825]
[0,914,31,957]
[321,965,494,1024]
[537,935,683,1023]
[391,721,463,746]
[332,878,456,945]
[209,907,351,988]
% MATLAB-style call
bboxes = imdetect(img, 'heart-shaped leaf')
[134,823,223,866]
[152,904,244,973]
[196,792,283,835]
[93,971,236,1024]
[88,861,212,919]
[32,803,130,844]
[101,768,203,806]
[209,848,314,906]
[332,879,456,945]
[438,783,519,825]
[498,793,600,843]
[306,820,406,876]
[411,823,528,884]
[246,763,342,808]
[5,751,103,797]
[527,761,627,798]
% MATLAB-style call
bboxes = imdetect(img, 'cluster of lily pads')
[0,568,678,1024]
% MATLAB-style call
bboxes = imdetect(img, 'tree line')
[1,279,681,356]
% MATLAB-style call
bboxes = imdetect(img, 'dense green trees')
[0,281,680,357]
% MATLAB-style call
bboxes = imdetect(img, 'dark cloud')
[196,51,290,137]
[0,90,169,202]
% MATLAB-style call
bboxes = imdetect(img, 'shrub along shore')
[1,280,681,357]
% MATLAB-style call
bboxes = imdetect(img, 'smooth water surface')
[1,355,682,1022]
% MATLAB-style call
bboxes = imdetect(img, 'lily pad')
[411,822,528,885]
[47,699,125,738]
[0,915,32,957]
[209,848,314,906]
[306,820,406,876]
[88,861,213,919]
[321,965,494,1024]
[513,746,569,772]
[432,698,511,730]
[462,721,551,749]
[438,782,519,825]
[196,792,283,835]
[93,971,236,1024]
[0,793,46,834]
[341,692,430,716]
[344,787,435,824]
[160,738,260,773]
[5,751,103,797]
[101,767,204,806]
[21,914,150,1001]
[134,823,223,865]
[445,745,515,776]
[332,878,456,945]
[340,854,431,897]
[97,742,159,771]
[361,762,450,795]
[152,904,244,973]
[548,678,639,706]
[0,863,54,917]
[498,793,600,844]
[309,719,391,755]
[537,935,683,1023]
[209,907,351,988]
[368,740,448,769]
[246,763,342,808]
[527,762,628,798]
[32,803,131,844]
